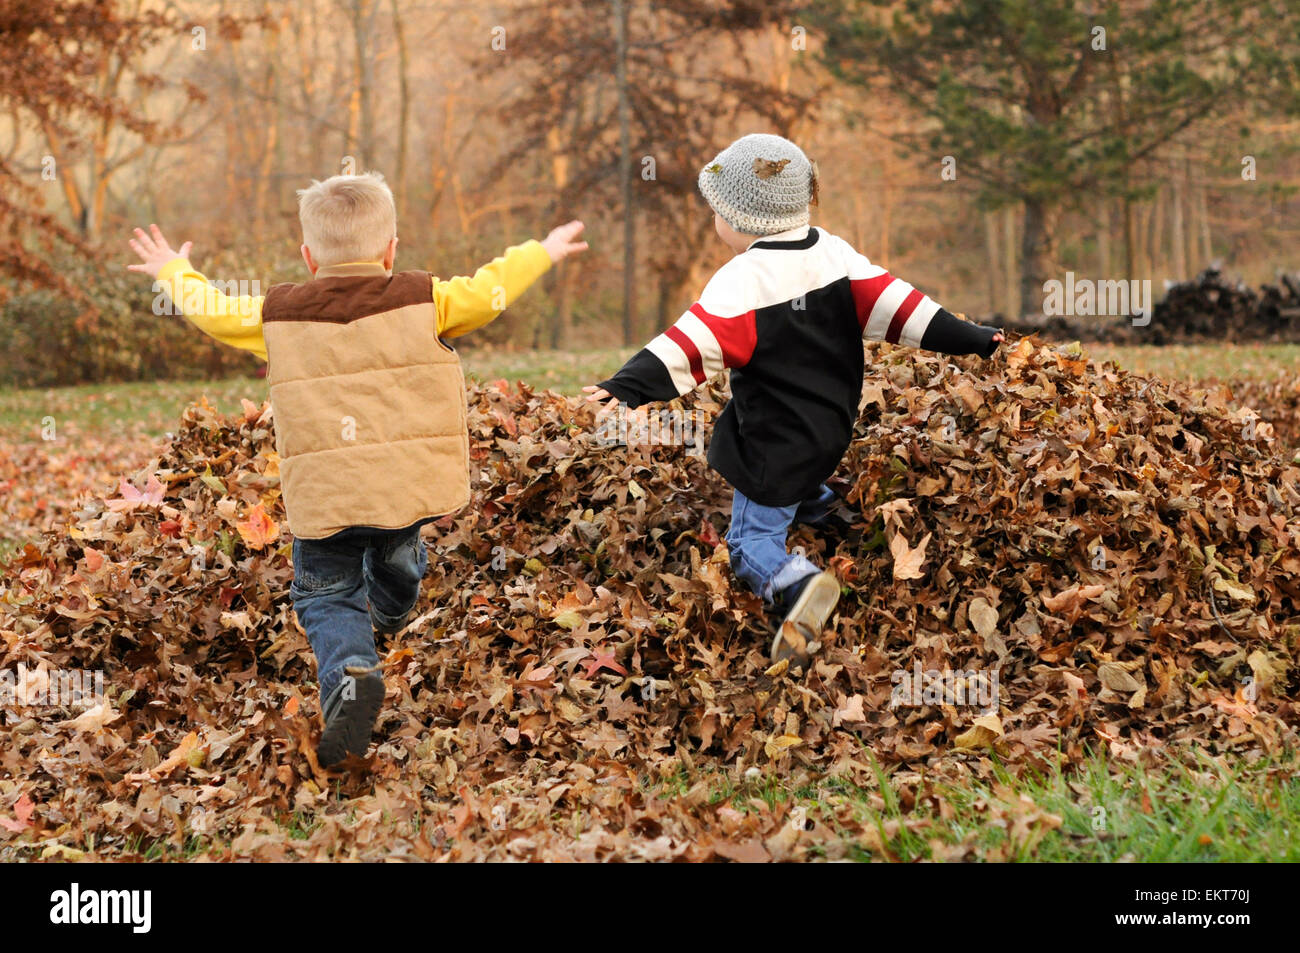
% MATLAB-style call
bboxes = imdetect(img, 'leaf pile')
[0,430,159,546]
[1229,376,1300,452]
[1,338,1298,861]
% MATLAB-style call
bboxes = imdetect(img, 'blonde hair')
[296,172,396,267]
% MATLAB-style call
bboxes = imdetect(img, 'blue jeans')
[290,524,428,699]
[726,484,835,603]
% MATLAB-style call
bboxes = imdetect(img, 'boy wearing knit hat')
[585,133,1001,667]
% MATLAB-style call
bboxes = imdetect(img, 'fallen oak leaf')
[713,837,772,863]
[832,693,866,727]
[40,842,86,861]
[954,713,1004,749]
[1042,584,1106,614]
[125,730,204,782]
[889,531,932,581]
[763,733,804,758]
[63,702,121,733]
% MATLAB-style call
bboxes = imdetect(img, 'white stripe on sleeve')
[644,334,698,394]
[898,296,941,348]
[864,278,914,342]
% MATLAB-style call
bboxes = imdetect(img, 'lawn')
[0,348,635,443]
[1088,342,1300,382]
[0,342,1292,444]
[662,750,1300,862]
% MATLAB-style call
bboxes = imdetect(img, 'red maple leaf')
[106,473,165,512]
[583,646,628,679]
[0,794,35,833]
[235,503,280,551]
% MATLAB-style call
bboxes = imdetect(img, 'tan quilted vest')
[261,263,469,539]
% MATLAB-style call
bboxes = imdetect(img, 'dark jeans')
[290,524,428,699]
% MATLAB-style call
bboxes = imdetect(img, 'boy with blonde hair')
[129,171,587,765]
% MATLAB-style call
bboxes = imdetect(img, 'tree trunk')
[390,0,410,218]
[1123,195,1136,278]
[1003,206,1018,320]
[1150,188,1165,283]
[1135,201,1153,281]
[1020,199,1061,318]
[546,95,574,349]
[614,0,635,345]
[983,211,1000,317]
[351,0,376,167]
[1098,200,1111,276]
[1197,184,1212,267]
[1170,161,1186,281]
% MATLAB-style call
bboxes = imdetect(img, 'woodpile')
[998,269,1300,343]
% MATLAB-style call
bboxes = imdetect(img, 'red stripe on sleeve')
[850,273,895,330]
[664,325,706,383]
[689,302,757,368]
[885,287,924,344]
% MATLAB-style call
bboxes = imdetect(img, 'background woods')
[0,0,1298,385]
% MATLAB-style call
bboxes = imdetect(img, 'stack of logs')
[996,269,1300,343]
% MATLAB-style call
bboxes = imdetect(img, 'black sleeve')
[918,309,1002,358]
[597,348,682,409]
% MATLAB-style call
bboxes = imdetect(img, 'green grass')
[1,343,1293,444]
[1087,342,1300,382]
[461,346,635,395]
[0,349,636,443]
[0,376,266,443]
[641,750,1300,862]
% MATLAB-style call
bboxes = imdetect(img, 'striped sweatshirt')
[597,225,1000,507]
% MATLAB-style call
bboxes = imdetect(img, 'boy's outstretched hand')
[541,220,588,263]
[582,386,650,434]
[582,385,618,413]
[127,224,191,279]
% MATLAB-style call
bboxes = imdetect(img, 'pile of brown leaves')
[1229,377,1300,451]
[1,336,1298,861]
[0,430,161,544]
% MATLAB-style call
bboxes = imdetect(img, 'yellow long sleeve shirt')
[154,239,554,361]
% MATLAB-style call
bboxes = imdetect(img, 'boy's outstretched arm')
[843,244,1003,357]
[584,265,756,410]
[127,224,267,360]
[436,220,587,339]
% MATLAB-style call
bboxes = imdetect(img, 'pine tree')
[811,0,1300,317]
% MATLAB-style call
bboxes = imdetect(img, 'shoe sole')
[318,670,385,767]
[770,571,841,663]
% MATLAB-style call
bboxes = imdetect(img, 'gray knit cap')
[697,133,815,236]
